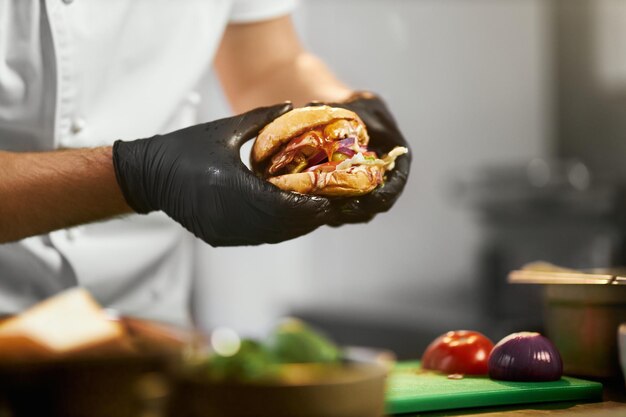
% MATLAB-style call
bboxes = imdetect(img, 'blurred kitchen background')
[194,0,626,359]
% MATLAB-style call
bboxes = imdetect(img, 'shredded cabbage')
[336,146,408,171]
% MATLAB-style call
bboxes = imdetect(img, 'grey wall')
[194,0,551,338]
[554,0,626,178]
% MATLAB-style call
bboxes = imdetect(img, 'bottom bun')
[268,166,384,197]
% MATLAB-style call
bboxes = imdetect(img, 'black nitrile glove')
[112,103,334,246]
[312,92,412,224]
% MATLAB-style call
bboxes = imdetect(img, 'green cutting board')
[385,361,602,415]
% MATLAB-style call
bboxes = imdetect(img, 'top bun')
[252,105,367,164]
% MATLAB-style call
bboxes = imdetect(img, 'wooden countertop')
[410,401,626,416]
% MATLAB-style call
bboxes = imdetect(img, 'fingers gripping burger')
[251,106,408,197]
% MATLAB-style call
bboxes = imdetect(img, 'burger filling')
[267,119,366,176]
[266,118,408,181]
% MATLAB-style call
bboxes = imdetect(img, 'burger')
[251,105,408,197]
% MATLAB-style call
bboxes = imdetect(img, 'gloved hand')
[312,92,412,224]
[112,103,334,246]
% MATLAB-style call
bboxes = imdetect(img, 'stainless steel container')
[509,265,626,378]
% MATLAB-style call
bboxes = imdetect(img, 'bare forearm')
[216,16,353,113]
[226,52,352,113]
[0,147,132,243]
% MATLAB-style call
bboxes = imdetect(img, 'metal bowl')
[168,362,387,417]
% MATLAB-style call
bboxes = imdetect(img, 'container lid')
[508,261,626,285]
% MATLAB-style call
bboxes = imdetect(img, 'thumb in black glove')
[112,103,335,246]
[310,92,412,225]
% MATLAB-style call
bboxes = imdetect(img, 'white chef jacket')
[0,0,296,326]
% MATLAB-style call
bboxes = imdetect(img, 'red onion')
[337,137,355,147]
[488,332,563,382]
[307,151,327,167]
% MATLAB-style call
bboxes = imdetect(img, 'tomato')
[421,330,494,375]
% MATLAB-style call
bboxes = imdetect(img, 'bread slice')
[0,288,129,360]
[268,165,384,197]
[252,106,366,163]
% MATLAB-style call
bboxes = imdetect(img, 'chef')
[0,0,410,326]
